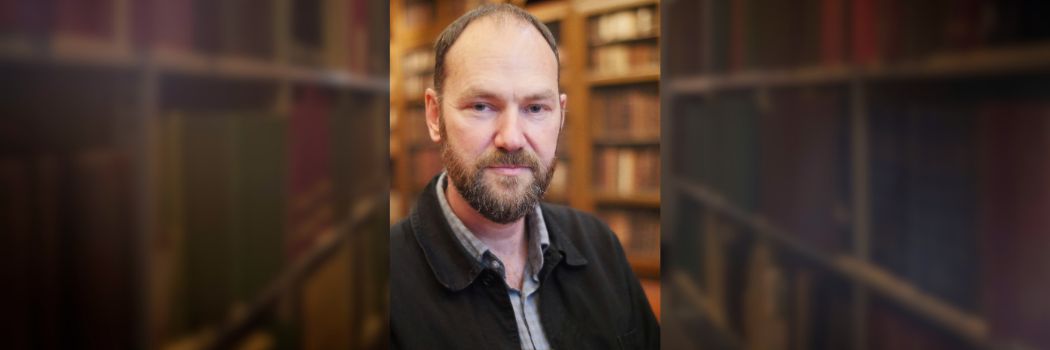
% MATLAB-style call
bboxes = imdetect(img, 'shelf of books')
[1,0,389,349]
[663,0,1050,349]
[582,0,660,285]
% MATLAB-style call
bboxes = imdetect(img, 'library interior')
[2,0,1050,349]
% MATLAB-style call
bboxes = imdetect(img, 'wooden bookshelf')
[0,1,389,348]
[581,0,661,283]
[662,0,1050,348]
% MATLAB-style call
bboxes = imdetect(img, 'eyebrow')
[458,87,558,102]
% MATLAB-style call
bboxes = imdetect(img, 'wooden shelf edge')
[593,135,660,146]
[575,0,659,16]
[667,65,853,94]
[589,67,660,86]
[0,35,137,69]
[589,33,660,47]
[667,43,1050,94]
[152,50,388,91]
[527,1,571,23]
[0,39,388,91]
[628,254,660,279]
[595,192,660,207]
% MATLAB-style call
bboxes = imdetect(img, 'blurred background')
[6,0,1050,349]
[661,0,1050,349]
[0,0,389,349]
[388,0,663,320]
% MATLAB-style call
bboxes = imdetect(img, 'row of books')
[593,146,660,196]
[402,71,434,99]
[597,207,660,260]
[546,159,569,200]
[399,0,487,30]
[402,47,434,76]
[1,76,138,350]
[867,90,1050,349]
[401,0,435,29]
[587,5,658,45]
[410,146,442,190]
[153,87,385,340]
[0,0,387,74]
[591,85,660,140]
[665,0,1050,75]
[401,107,431,146]
[401,47,434,98]
[1,149,137,349]
[672,85,1050,349]
[590,42,659,76]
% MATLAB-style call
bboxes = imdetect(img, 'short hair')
[432,3,560,96]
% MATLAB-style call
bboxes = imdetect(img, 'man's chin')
[482,179,531,200]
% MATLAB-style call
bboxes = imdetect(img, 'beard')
[440,122,558,224]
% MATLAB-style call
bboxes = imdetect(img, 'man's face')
[424,17,566,224]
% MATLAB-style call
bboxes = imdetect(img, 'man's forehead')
[443,15,559,84]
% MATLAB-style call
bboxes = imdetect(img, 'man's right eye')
[472,103,491,112]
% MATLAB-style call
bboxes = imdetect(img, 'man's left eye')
[526,104,545,113]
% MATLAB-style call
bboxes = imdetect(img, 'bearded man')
[390,4,659,349]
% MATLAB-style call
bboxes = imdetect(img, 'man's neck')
[446,181,526,258]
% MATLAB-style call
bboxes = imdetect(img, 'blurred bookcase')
[389,0,662,316]
[0,0,389,349]
[663,0,1050,349]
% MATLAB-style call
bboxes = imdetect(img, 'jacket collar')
[410,174,587,291]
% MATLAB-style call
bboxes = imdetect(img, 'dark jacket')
[390,175,660,349]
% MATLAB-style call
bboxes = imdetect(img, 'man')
[390,4,659,349]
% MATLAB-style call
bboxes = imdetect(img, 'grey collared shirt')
[435,172,551,350]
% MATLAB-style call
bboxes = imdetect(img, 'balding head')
[432,3,560,96]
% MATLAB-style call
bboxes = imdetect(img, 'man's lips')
[486,165,531,175]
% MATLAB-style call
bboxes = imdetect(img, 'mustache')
[475,150,541,170]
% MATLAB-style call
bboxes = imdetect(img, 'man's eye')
[472,103,490,112]
[526,104,545,113]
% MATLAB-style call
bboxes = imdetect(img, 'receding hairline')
[444,16,558,73]
[432,4,560,95]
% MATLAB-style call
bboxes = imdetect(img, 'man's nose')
[493,108,526,152]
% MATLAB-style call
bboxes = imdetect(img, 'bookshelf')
[582,0,661,282]
[388,0,662,315]
[663,0,1050,349]
[1,0,388,349]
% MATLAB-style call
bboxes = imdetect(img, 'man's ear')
[424,88,442,142]
[559,93,568,129]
